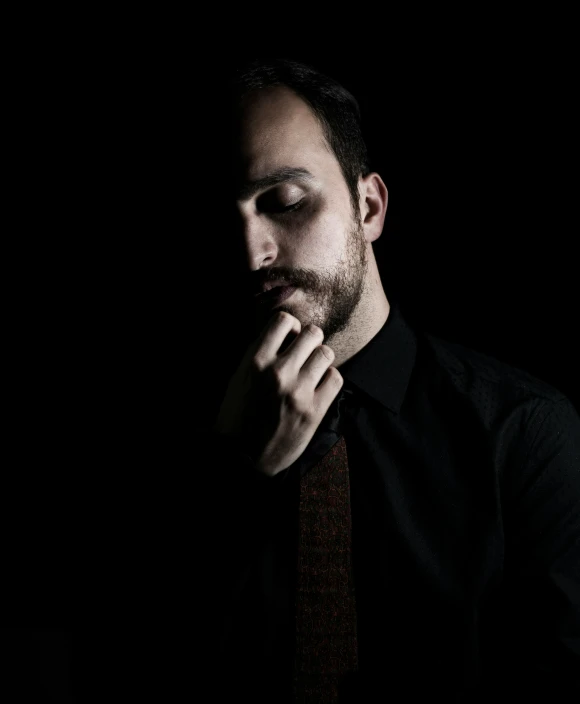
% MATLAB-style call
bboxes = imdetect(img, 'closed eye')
[257,191,305,215]
[279,200,304,214]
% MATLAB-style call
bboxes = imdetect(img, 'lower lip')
[259,286,297,305]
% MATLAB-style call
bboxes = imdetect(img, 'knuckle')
[332,368,344,384]
[319,345,334,360]
[251,354,265,371]
[306,324,322,337]
[271,363,285,385]
[287,391,311,417]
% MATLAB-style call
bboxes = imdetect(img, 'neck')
[330,269,390,369]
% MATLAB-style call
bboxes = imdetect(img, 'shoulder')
[417,332,580,474]
[419,330,567,407]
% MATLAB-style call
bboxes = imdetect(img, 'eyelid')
[279,198,304,214]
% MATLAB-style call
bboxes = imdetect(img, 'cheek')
[306,203,350,251]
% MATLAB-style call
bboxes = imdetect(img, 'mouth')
[254,280,294,296]
[256,285,297,305]
[259,285,282,295]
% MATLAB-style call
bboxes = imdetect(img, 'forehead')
[233,85,335,185]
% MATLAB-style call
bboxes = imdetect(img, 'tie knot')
[338,382,355,415]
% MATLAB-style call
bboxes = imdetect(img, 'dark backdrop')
[14,45,577,699]
[0,630,72,703]
[93,51,580,693]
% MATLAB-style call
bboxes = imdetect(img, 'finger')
[254,311,301,365]
[279,323,325,373]
[312,366,343,415]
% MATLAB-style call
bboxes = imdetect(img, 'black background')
[8,33,578,701]
[0,630,72,703]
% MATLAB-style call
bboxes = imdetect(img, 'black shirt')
[200,303,580,702]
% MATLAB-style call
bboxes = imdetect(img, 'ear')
[359,173,388,243]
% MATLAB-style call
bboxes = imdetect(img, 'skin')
[232,85,390,369]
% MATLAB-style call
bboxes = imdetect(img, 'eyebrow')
[237,167,315,201]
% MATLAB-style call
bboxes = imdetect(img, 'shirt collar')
[338,301,417,414]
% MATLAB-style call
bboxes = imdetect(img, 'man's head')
[229,58,390,366]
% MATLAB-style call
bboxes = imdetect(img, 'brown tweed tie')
[293,434,359,703]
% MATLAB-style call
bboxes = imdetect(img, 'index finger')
[255,311,301,364]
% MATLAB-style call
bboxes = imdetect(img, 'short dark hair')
[229,58,371,225]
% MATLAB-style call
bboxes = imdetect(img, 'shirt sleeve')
[502,395,580,696]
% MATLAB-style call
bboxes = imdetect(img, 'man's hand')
[213,311,343,477]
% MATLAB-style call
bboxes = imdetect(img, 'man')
[201,58,580,702]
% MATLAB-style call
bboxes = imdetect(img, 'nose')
[234,207,279,272]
